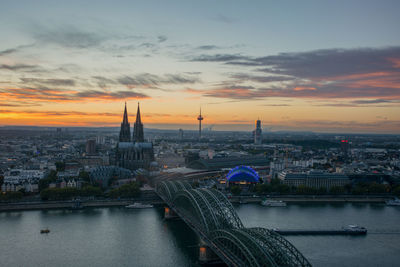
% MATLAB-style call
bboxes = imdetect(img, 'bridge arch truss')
[156,180,311,267]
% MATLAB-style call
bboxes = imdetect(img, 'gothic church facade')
[115,103,154,170]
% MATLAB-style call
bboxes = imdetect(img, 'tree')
[317,187,327,195]
[108,182,141,198]
[296,185,317,195]
[329,186,345,195]
[80,186,103,197]
[0,175,4,187]
[79,170,90,182]
[0,191,23,201]
[230,185,242,196]
[277,184,290,194]
[55,161,65,172]
[392,186,400,197]
[39,170,58,191]
[368,183,387,194]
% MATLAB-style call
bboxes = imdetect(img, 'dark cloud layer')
[188,47,400,101]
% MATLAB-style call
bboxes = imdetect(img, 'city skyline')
[1,1,400,133]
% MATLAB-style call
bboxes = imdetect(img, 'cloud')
[0,48,18,56]
[31,25,107,49]
[0,101,42,107]
[311,99,399,107]
[190,54,247,62]
[261,104,291,107]
[0,86,149,103]
[187,47,400,101]
[230,73,295,83]
[0,64,39,71]
[20,78,76,86]
[157,35,167,43]
[253,47,400,78]
[76,90,149,100]
[118,73,199,88]
[196,45,219,50]
[351,99,394,104]
[92,76,116,89]
[213,14,237,24]
[0,44,34,56]
[0,109,119,117]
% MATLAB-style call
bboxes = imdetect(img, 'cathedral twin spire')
[119,102,144,143]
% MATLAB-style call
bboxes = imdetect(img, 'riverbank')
[1,194,395,212]
[230,195,393,204]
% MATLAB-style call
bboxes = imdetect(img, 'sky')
[0,0,399,133]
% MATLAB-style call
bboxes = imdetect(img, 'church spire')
[136,102,142,124]
[133,102,144,142]
[119,102,131,142]
[123,102,129,124]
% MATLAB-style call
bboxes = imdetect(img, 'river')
[0,203,399,266]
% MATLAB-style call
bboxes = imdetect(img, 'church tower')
[133,102,144,142]
[119,102,131,142]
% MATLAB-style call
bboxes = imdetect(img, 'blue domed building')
[226,166,260,185]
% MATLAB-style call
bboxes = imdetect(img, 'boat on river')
[40,228,50,234]
[261,199,287,207]
[386,198,400,206]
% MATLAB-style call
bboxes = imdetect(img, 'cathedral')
[115,103,154,170]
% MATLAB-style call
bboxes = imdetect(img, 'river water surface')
[1,203,399,266]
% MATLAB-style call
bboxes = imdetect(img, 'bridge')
[156,180,312,267]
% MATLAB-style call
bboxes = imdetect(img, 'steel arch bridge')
[156,181,311,267]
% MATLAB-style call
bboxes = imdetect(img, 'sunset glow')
[0,1,399,133]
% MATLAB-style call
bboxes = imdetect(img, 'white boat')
[125,202,154,209]
[342,225,367,233]
[386,198,400,206]
[261,199,287,207]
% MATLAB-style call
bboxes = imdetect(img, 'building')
[226,166,260,185]
[279,171,350,189]
[341,139,350,155]
[219,166,261,191]
[187,155,269,170]
[115,103,154,171]
[253,119,262,145]
[90,166,133,188]
[86,139,96,154]
[179,128,184,140]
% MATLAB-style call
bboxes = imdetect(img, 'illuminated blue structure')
[226,166,260,184]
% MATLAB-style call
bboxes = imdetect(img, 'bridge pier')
[164,207,179,219]
[199,239,221,265]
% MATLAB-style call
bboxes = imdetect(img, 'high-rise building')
[86,139,96,154]
[197,108,204,139]
[254,119,262,145]
[119,102,131,142]
[341,139,350,155]
[179,128,184,140]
